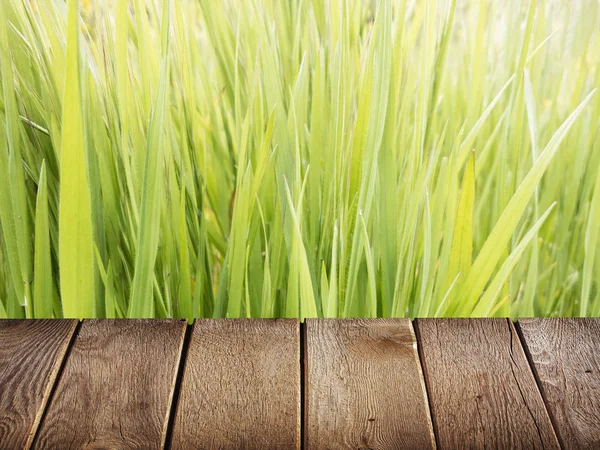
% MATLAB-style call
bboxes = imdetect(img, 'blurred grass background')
[0,0,599,319]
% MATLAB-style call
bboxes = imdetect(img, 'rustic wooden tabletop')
[0,318,598,449]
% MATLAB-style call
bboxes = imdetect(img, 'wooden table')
[0,319,598,449]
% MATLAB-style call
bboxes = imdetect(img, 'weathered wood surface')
[416,318,560,449]
[519,318,600,450]
[1,318,598,448]
[0,320,77,449]
[305,319,436,450]
[32,319,186,450]
[170,319,300,450]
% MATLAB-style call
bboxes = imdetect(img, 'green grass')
[0,0,599,319]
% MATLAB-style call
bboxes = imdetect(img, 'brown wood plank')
[416,318,560,449]
[0,319,77,448]
[519,318,600,449]
[33,319,186,450]
[170,319,300,450]
[305,319,435,450]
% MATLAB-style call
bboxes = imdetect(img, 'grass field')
[0,0,599,319]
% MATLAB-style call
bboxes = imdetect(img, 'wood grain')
[519,318,600,449]
[305,319,436,450]
[170,319,300,450]
[416,318,560,449]
[33,319,186,450]
[0,319,77,448]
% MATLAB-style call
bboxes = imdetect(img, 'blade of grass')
[59,0,95,318]
[33,161,53,318]
[448,151,475,290]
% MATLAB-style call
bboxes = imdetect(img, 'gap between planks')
[514,320,563,448]
[164,323,194,450]
[413,319,440,449]
[30,320,82,449]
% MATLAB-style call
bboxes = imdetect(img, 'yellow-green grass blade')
[33,162,53,318]
[417,192,434,317]
[105,262,116,319]
[177,185,193,320]
[358,211,377,318]
[0,118,24,311]
[0,292,6,318]
[59,0,95,318]
[448,152,475,289]
[324,221,339,318]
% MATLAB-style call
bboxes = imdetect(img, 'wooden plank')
[519,318,600,449]
[0,319,77,448]
[170,319,300,450]
[416,318,560,449]
[305,319,436,450]
[33,319,186,450]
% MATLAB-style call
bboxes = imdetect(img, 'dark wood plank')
[416,318,560,449]
[0,319,77,448]
[305,319,436,450]
[519,318,600,449]
[33,319,186,450]
[170,319,300,450]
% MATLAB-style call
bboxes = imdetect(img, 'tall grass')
[0,0,599,319]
